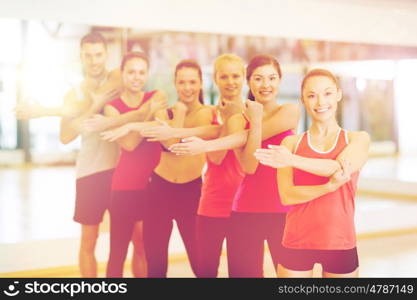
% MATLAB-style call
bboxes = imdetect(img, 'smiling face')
[122,57,148,93]
[175,67,202,104]
[302,75,342,122]
[214,60,244,102]
[80,42,107,79]
[249,64,280,104]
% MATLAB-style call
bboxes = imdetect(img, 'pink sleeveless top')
[282,129,359,250]
[232,129,294,213]
[198,109,245,217]
[109,91,161,191]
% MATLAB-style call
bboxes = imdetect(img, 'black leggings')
[106,190,147,278]
[143,172,201,277]
[195,215,231,278]
[228,211,287,278]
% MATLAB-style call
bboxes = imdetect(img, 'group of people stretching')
[15,32,370,278]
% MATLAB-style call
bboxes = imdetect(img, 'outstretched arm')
[255,135,341,177]
[102,104,145,151]
[102,96,166,151]
[142,124,221,142]
[82,90,168,133]
[255,130,370,177]
[168,103,300,157]
[15,102,78,119]
[16,86,119,121]
[278,161,351,205]
[100,120,159,142]
[277,138,352,205]
[168,115,247,156]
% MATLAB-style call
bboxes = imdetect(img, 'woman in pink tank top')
[194,54,247,278]
[225,55,300,278]
[103,52,165,277]
[255,69,370,278]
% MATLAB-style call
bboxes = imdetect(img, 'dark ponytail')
[198,90,204,104]
[175,59,204,104]
[248,90,255,101]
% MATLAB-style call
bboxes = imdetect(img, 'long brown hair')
[120,51,149,71]
[246,54,282,101]
[175,59,204,104]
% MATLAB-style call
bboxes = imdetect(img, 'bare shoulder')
[104,103,120,117]
[152,89,168,99]
[103,69,122,91]
[269,103,300,123]
[192,105,215,125]
[266,103,300,131]
[155,108,169,120]
[195,105,215,117]
[63,87,87,109]
[281,134,301,151]
[226,112,247,134]
[277,103,300,115]
[108,68,121,81]
[63,88,77,103]
[228,111,246,125]
[347,130,370,144]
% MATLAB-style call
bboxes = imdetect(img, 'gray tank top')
[73,85,120,179]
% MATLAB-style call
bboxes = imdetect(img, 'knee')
[80,234,98,253]
[80,226,99,252]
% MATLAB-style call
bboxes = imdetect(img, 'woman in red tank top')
[225,55,300,277]
[255,69,370,278]
[194,54,246,277]
[103,52,165,278]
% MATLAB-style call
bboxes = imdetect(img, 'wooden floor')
[167,233,417,278]
[3,232,417,278]
[0,158,417,278]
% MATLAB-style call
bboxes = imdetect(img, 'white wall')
[395,60,417,155]
[0,0,417,46]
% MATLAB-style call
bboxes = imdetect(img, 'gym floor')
[1,156,417,277]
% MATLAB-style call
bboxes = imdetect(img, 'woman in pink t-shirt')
[255,69,370,278]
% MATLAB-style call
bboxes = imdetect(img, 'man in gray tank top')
[15,32,167,277]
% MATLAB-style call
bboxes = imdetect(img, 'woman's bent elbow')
[242,165,257,175]
[60,135,73,145]
[122,144,136,152]
[279,191,293,206]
